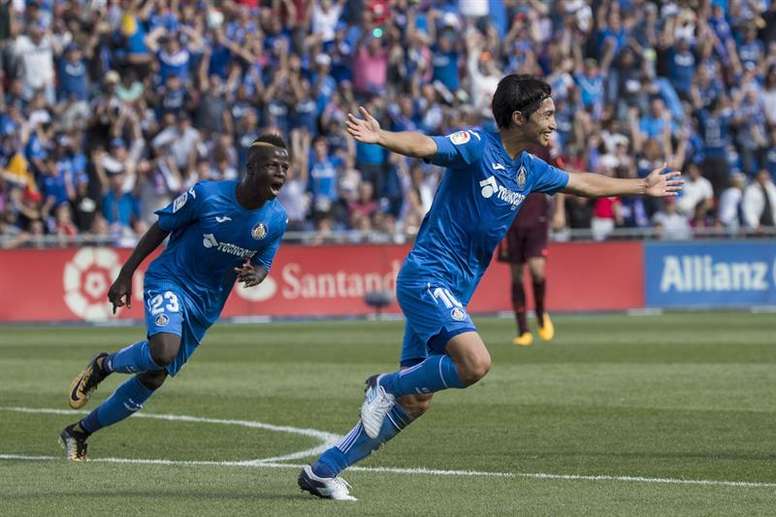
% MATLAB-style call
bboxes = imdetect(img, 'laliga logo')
[235,275,277,302]
[63,248,122,321]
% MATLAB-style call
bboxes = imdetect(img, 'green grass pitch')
[1,312,775,516]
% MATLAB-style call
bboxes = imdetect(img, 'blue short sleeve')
[426,129,485,168]
[253,235,281,272]
[525,153,569,195]
[155,184,203,232]
[252,212,287,272]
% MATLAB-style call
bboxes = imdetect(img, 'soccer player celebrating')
[60,134,289,461]
[497,145,564,347]
[298,75,683,501]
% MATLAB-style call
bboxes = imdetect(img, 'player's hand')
[108,273,132,314]
[346,106,381,144]
[234,261,264,288]
[645,164,684,198]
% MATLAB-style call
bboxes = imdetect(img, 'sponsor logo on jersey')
[252,223,267,240]
[202,233,257,259]
[215,216,232,223]
[450,307,466,321]
[202,233,218,248]
[516,166,527,188]
[155,314,169,327]
[479,175,526,209]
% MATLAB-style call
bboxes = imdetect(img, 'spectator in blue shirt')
[101,170,140,232]
[57,43,89,102]
[146,27,203,84]
[737,26,764,68]
[308,136,340,216]
[40,156,69,207]
[388,97,419,133]
[431,32,461,93]
[639,98,671,139]
[697,97,733,194]
[575,59,604,118]
[667,38,696,100]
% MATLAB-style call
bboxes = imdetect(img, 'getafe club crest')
[516,166,526,189]
[155,314,169,327]
[251,223,267,240]
[450,307,466,321]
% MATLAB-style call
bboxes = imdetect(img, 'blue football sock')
[312,404,411,478]
[79,376,155,434]
[104,340,162,374]
[379,354,465,397]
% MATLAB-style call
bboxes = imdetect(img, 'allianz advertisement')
[645,241,776,307]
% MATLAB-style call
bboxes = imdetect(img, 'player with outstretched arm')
[298,75,683,500]
[60,135,289,461]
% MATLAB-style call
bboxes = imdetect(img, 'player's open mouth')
[269,175,286,194]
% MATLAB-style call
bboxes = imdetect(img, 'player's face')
[252,148,290,198]
[527,98,557,147]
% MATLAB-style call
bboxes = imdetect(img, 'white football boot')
[360,374,396,439]
[298,465,357,501]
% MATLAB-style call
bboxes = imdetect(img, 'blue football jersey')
[402,128,569,303]
[146,180,287,324]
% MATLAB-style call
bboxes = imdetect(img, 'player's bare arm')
[108,222,170,313]
[234,261,268,288]
[562,164,684,198]
[346,106,437,159]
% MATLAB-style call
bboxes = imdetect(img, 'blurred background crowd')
[0,0,774,248]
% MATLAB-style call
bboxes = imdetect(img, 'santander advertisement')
[0,242,642,322]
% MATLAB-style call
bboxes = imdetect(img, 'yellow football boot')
[512,332,534,347]
[68,353,109,409]
[59,424,89,462]
[538,313,555,342]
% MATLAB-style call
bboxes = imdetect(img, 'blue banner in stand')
[644,240,776,308]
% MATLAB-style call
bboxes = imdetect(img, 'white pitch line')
[2,454,776,489]
[5,407,776,489]
[515,472,776,489]
[0,406,339,464]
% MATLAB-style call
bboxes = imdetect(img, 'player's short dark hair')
[253,133,287,149]
[491,75,552,129]
[246,133,287,175]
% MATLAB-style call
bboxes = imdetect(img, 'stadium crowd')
[0,0,775,248]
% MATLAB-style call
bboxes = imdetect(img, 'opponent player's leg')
[510,262,533,346]
[527,256,553,341]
